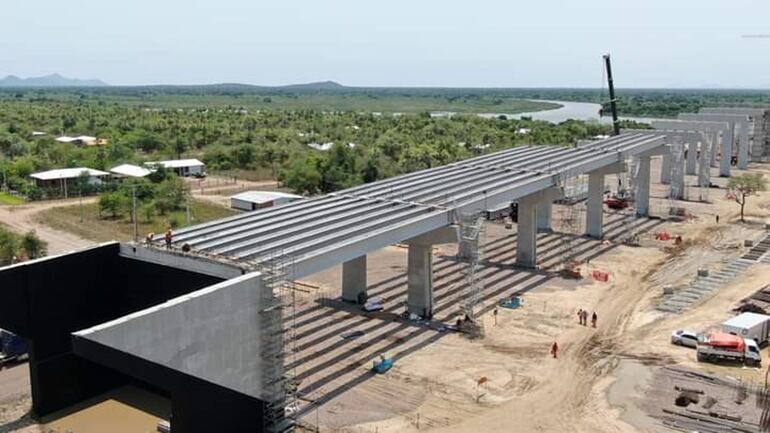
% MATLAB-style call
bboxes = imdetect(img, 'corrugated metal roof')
[231,191,303,204]
[146,159,205,169]
[110,164,153,178]
[30,167,110,180]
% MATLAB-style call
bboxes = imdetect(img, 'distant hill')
[0,74,108,87]
[280,80,345,90]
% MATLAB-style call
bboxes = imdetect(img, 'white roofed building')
[110,164,153,178]
[30,167,110,196]
[230,191,303,211]
[145,159,205,177]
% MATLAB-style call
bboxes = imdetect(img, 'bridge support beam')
[635,155,651,217]
[342,255,367,304]
[536,201,553,233]
[516,187,563,268]
[407,244,433,319]
[738,120,750,169]
[660,153,671,184]
[720,123,734,177]
[586,163,624,239]
[686,142,697,175]
[405,226,458,319]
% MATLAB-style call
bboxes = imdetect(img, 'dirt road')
[0,198,95,255]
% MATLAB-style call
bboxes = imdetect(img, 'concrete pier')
[407,243,433,318]
[342,255,367,303]
[738,120,750,169]
[536,200,553,232]
[660,153,671,184]
[516,194,538,268]
[635,156,651,217]
[586,170,605,239]
[686,142,697,175]
[720,122,734,177]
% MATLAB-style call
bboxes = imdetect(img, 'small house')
[230,191,303,211]
[30,168,110,196]
[146,159,205,177]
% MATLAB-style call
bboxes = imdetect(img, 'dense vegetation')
[0,92,633,196]
[2,86,766,196]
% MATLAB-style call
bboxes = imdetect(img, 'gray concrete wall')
[76,272,268,400]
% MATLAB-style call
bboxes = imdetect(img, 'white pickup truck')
[696,331,761,367]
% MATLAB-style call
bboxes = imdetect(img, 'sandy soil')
[0,198,95,255]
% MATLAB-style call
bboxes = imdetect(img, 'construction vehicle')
[0,329,28,368]
[604,188,632,210]
[696,331,761,367]
[722,312,770,346]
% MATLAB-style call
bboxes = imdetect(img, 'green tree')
[20,230,47,259]
[155,177,190,214]
[140,201,157,223]
[98,192,128,218]
[727,174,767,222]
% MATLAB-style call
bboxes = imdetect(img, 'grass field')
[35,199,235,243]
[0,192,25,205]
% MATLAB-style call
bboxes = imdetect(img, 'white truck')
[722,312,770,346]
[696,331,761,367]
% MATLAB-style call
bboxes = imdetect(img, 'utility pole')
[132,184,139,242]
[603,53,621,136]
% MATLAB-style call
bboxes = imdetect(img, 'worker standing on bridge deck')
[550,341,559,359]
[165,228,173,248]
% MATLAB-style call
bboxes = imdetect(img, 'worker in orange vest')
[550,341,559,359]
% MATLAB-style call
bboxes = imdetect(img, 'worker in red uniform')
[550,341,559,359]
[164,228,173,248]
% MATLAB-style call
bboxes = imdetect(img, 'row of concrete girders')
[340,137,667,317]
[167,134,665,284]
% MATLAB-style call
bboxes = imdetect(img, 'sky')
[3,0,770,88]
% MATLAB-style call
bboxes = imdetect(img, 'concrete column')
[660,153,671,184]
[635,156,651,217]
[671,147,686,200]
[685,142,697,175]
[710,132,718,168]
[698,141,710,189]
[536,200,552,232]
[342,255,367,303]
[407,244,433,318]
[738,120,749,169]
[586,171,605,239]
[516,194,538,268]
[720,123,734,177]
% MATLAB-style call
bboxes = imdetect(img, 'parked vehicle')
[362,297,383,313]
[671,330,699,348]
[722,312,770,346]
[0,329,28,367]
[696,331,761,366]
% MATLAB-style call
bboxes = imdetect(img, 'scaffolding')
[259,251,299,433]
[458,212,484,319]
[555,170,586,268]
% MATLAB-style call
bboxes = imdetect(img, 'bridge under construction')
[0,130,736,433]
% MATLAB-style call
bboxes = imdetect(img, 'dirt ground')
[1,158,770,433]
[290,159,770,433]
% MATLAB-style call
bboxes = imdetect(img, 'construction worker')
[145,232,155,245]
[550,341,559,359]
[577,308,583,325]
[716,215,720,224]
[493,308,498,326]
[591,311,598,328]
[582,310,588,326]
[164,228,173,248]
